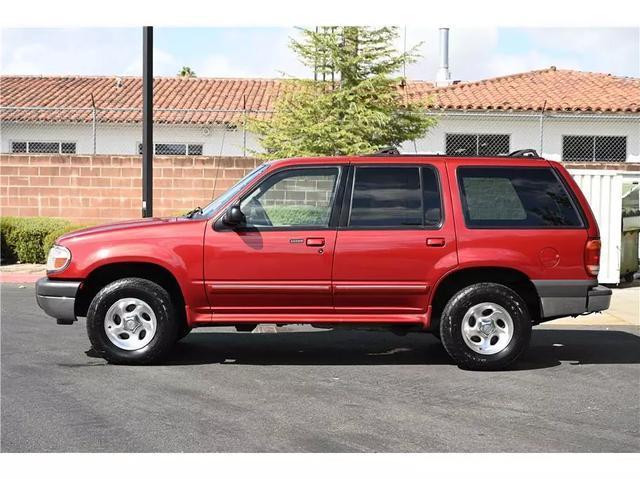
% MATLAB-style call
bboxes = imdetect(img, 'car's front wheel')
[86,278,178,364]
[439,282,532,370]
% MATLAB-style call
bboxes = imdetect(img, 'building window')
[563,135,627,162]
[11,142,27,153]
[187,144,203,155]
[61,142,76,154]
[446,134,510,156]
[137,143,204,156]
[11,141,76,154]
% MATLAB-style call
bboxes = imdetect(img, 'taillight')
[584,238,601,277]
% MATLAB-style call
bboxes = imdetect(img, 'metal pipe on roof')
[435,28,453,87]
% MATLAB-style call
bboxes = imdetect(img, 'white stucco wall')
[539,116,640,162]
[2,122,95,154]
[0,122,262,157]
[401,113,640,163]
[2,113,638,162]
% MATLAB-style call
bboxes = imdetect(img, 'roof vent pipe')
[436,28,453,87]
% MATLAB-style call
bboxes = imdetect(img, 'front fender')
[47,220,207,309]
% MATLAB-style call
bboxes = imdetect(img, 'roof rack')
[507,149,539,157]
[364,147,542,159]
[366,147,401,156]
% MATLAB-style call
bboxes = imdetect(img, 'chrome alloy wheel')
[104,297,157,351]
[461,302,514,355]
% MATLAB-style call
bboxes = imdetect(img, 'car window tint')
[458,167,582,228]
[349,167,422,227]
[462,177,526,221]
[422,168,442,227]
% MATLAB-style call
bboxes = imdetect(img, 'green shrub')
[8,218,69,263]
[265,205,329,226]
[0,217,87,264]
[0,217,20,262]
[42,224,88,255]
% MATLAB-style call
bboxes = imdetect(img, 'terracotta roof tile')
[0,76,286,124]
[1,68,638,125]
[424,67,640,112]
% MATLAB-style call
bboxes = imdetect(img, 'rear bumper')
[35,277,81,324]
[532,279,612,320]
[586,285,612,313]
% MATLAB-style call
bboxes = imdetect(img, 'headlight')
[46,245,71,273]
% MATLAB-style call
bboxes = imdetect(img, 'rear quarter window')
[457,166,583,228]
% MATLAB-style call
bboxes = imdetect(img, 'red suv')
[36,153,611,370]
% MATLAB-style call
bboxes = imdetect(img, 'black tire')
[86,278,179,365]
[439,282,531,371]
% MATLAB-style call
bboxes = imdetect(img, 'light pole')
[142,26,153,217]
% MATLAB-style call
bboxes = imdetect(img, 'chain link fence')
[1,106,639,162]
[0,106,271,157]
[408,110,640,163]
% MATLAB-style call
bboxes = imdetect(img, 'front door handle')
[426,237,445,247]
[306,237,325,247]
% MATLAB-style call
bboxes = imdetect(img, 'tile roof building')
[1,67,638,160]
[421,67,640,113]
[1,67,638,121]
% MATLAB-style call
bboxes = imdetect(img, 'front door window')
[240,168,340,228]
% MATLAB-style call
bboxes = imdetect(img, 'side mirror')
[222,205,245,227]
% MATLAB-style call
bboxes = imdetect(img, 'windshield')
[199,162,270,217]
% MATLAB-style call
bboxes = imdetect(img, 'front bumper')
[533,279,612,320]
[35,277,81,325]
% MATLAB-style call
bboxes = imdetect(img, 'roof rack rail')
[508,149,539,157]
[364,147,541,158]
[366,146,400,156]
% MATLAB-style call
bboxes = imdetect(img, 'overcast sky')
[1,27,638,81]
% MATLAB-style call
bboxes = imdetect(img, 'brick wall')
[0,154,263,223]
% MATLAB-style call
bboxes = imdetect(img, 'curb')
[0,274,42,284]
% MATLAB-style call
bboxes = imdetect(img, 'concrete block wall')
[0,154,263,223]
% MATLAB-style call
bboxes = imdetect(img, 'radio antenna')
[211,125,228,200]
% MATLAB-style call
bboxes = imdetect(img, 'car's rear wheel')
[86,278,178,364]
[439,282,531,370]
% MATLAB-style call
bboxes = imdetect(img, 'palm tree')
[178,66,196,78]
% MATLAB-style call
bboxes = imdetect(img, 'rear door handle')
[426,237,445,247]
[306,237,325,247]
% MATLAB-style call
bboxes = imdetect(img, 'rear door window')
[422,168,443,227]
[348,166,442,228]
[457,167,583,228]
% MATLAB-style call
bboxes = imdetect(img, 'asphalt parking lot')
[1,283,639,452]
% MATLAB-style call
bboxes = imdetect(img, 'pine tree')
[249,26,436,158]
[178,66,196,77]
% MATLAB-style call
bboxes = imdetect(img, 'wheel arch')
[429,266,541,329]
[75,262,187,328]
